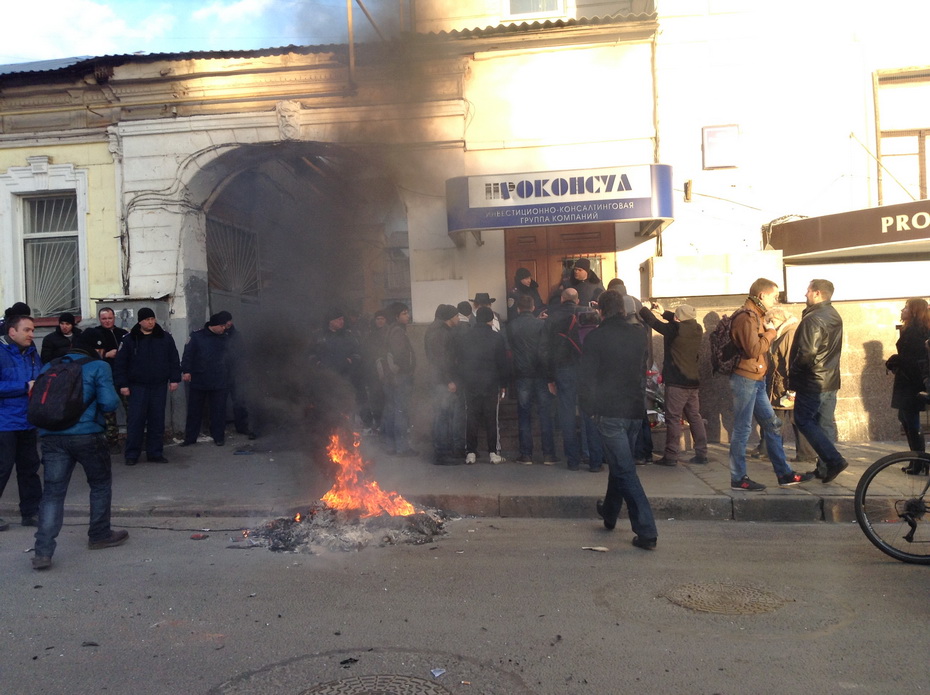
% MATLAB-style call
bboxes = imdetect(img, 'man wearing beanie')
[506,268,546,322]
[31,330,126,570]
[180,313,230,447]
[113,308,182,465]
[40,311,83,363]
[639,301,711,466]
[424,304,462,464]
[551,258,605,307]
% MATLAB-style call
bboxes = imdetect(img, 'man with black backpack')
[0,314,43,532]
[31,330,125,571]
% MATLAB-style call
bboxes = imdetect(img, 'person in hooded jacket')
[506,268,546,322]
[40,312,83,363]
[181,313,229,447]
[639,302,710,466]
[113,308,181,464]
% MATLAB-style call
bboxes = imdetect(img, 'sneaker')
[516,455,533,465]
[821,458,849,484]
[730,476,766,491]
[88,529,129,550]
[688,455,710,464]
[489,453,505,464]
[635,456,653,466]
[465,453,477,465]
[21,516,38,527]
[32,555,52,570]
[778,471,815,487]
[595,500,615,530]
[542,456,560,466]
[654,457,677,467]
[0,518,9,532]
[631,536,657,550]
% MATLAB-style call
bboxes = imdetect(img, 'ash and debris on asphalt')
[233,502,449,553]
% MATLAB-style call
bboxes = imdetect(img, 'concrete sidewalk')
[0,431,909,524]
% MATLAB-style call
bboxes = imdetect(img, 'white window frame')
[503,0,565,21]
[0,156,89,318]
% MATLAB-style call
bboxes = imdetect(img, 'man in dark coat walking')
[113,308,181,464]
[580,290,658,550]
[181,313,229,447]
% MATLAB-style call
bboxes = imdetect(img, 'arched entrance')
[183,141,409,337]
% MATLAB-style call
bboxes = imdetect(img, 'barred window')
[23,195,81,317]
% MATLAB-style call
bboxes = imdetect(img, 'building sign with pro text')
[445,164,673,233]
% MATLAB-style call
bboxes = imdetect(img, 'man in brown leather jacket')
[728,278,814,491]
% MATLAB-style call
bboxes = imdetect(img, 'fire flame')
[321,432,416,517]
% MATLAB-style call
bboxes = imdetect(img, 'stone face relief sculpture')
[276,100,302,141]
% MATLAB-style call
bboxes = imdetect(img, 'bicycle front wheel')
[855,451,930,564]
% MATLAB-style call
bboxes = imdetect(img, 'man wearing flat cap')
[180,313,230,447]
[40,312,83,363]
[639,302,710,466]
[113,307,181,465]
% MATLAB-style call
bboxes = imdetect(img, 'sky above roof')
[2,0,399,64]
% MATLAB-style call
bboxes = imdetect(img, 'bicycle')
[855,451,930,564]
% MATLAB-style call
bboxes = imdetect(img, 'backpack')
[27,355,93,430]
[557,308,599,355]
[709,308,750,375]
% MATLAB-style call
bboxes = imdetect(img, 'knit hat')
[214,310,232,324]
[675,304,697,321]
[436,304,458,321]
[137,307,156,321]
[573,258,592,272]
[4,302,30,319]
[476,306,494,324]
[59,312,76,325]
[207,313,227,327]
[515,268,532,281]
[457,301,472,317]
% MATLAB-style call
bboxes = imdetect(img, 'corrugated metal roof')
[0,12,655,79]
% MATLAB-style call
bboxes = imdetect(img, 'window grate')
[23,195,81,317]
[206,218,261,297]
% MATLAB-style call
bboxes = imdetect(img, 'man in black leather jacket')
[788,279,847,483]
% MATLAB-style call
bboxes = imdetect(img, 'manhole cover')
[301,675,451,695]
[663,582,787,615]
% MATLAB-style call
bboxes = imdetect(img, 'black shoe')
[654,457,677,467]
[32,555,52,570]
[595,500,615,530]
[88,529,129,550]
[21,516,38,527]
[731,476,766,491]
[588,465,604,472]
[688,455,710,464]
[147,456,169,463]
[821,458,849,484]
[635,456,653,466]
[215,440,225,447]
[902,461,930,475]
[124,458,138,466]
[777,471,815,487]
[631,536,657,550]
[179,441,196,447]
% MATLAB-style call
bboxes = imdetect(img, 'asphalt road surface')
[1,516,927,694]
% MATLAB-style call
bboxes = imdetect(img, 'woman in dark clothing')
[887,298,930,474]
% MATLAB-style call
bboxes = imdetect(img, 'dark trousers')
[596,416,658,540]
[898,407,925,452]
[34,433,112,558]
[465,390,501,456]
[229,378,250,434]
[185,387,228,443]
[125,382,168,459]
[794,389,842,470]
[0,428,42,518]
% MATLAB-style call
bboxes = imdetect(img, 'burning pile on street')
[239,432,447,553]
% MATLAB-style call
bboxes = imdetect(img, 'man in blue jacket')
[32,331,126,570]
[181,313,229,446]
[113,308,182,465]
[0,315,43,532]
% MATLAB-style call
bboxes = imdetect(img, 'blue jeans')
[728,374,793,481]
[596,416,657,540]
[34,433,113,558]
[515,377,556,458]
[0,429,42,518]
[794,390,843,467]
[125,382,168,459]
[554,365,581,467]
